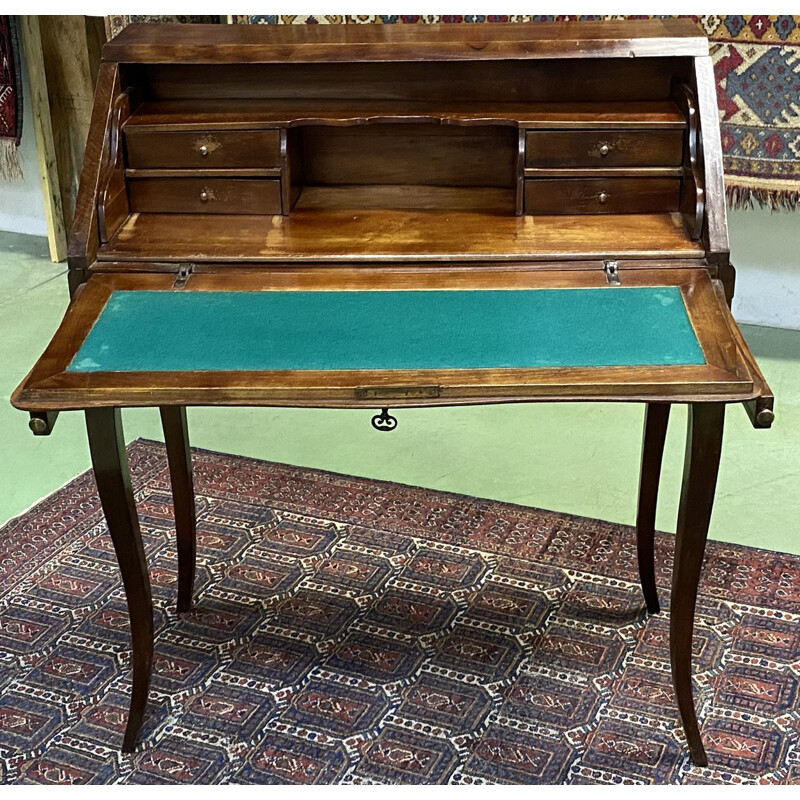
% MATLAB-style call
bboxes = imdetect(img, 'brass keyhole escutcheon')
[598,191,609,204]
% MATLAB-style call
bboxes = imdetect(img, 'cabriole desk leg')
[636,402,671,614]
[85,407,153,753]
[159,406,196,613]
[671,402,725,768]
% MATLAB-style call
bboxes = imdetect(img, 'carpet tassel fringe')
[727,184,800,212]
[0,138,23,181]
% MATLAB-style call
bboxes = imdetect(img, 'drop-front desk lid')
[12,265,769,413]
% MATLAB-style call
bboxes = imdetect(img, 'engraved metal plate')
[355,386,441,400]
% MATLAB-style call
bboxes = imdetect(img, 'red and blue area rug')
[1,440,799,784]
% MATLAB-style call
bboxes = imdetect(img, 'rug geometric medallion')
[1,440,799,784]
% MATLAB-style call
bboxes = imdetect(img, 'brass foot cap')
[756,408,775,427]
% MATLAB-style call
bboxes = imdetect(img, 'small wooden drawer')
[124,129,282,169]
[128,178,283,215]
[525,129,683,168]
[524,178,680,215]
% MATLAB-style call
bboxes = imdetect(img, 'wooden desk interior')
[98,207,703,264]
[86,44,711,265]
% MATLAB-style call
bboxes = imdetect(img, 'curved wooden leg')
[636,403,671,614]
[670,403,725,768]
[159,406,196,613]
[86,408,153,753]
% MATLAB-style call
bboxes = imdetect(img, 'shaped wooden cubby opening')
[286,123,519,214]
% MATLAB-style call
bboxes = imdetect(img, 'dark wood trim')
[670,401,725,767]
[121,99,688,132]
[68,62,120,286]
[103,20,708,64]
[85,407,153,753]
[159,406,196,613]
[693,56,730,274]
[636,402,671,614]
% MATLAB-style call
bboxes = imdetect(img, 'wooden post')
[37,16,106,231]
[19,15,68,262]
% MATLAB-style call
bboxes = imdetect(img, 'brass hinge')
[604,260,620,285]
[173,263,194,289]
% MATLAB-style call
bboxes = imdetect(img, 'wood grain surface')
[103,20,708,64]
[12,267,758,411]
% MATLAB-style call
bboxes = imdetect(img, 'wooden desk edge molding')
[13,20,774,767]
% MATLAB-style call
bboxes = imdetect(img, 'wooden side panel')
[102,168,130,237]
[97,92,133,244]
[693,56,729,270]
[283,128,304,214]
[68,62,120,282]
[672,82,704,241]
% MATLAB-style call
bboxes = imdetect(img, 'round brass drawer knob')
[599,143,610,156]
[198,145,209,157]
[199,190,210,202]
[598,191,609,204]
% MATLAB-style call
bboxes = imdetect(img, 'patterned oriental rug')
[1,440,799,785]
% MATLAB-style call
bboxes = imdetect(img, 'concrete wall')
[729,207,800,331]
[0,44,47,237]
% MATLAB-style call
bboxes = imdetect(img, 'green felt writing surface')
[67,287,705,373]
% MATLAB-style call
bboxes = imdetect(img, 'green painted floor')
[2,231,799,555]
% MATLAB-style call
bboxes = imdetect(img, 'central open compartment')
[291,122,519,213]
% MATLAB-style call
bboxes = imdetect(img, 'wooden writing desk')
[12,20,774,768]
